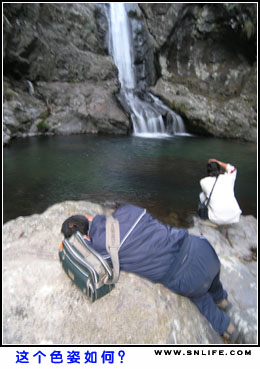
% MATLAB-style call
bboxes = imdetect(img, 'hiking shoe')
[223,322,245,344]
[216,298,232,312]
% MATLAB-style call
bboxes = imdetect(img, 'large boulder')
[150,76,257,141]
[189,216,257,344]
[32,80,129,136]
[3,201,257,344]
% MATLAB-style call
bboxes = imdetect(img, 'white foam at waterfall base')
[149,93,188,136]
[126,91,168,135]
[133,132,172,139]
[109,3,187,137]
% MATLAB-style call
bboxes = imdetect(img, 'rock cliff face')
[140,3,257,141]
[3,201,257,345]
[3,3,257,145]
[3,3,129,145]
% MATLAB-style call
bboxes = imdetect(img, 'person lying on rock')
[199,158,242,225]
[61,203,244,344]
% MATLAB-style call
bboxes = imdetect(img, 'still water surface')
[3,134,257,226]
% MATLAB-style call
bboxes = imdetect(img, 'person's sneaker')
[216,298,232,312]
[223,322,245,344]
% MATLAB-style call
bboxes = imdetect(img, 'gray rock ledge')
[3,201,257,345]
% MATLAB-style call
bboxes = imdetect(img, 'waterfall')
[109,3,135,89]
[109,3,187,138]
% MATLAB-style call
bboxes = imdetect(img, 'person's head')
[61,215,89,238]
[207,161,221,177]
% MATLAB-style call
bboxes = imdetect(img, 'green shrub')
[37,120,48,132]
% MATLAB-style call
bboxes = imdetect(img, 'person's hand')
[208,159,228,171]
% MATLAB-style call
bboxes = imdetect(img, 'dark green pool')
[3,134,257,226]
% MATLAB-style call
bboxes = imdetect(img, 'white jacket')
[199,164,242,225]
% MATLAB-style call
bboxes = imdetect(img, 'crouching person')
[61,204,244,344]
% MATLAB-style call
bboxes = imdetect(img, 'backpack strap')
[105,215,121,284]
[205,176,219,206]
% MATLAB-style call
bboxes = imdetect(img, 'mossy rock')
[37,120,48,132]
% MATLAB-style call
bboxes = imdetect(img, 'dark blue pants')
[163,235,230,335]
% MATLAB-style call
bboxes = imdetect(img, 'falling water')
[109,3,187,138]
[109,3,135,89]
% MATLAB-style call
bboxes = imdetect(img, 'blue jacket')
[85,204,230,335]
[86,204,188,283]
